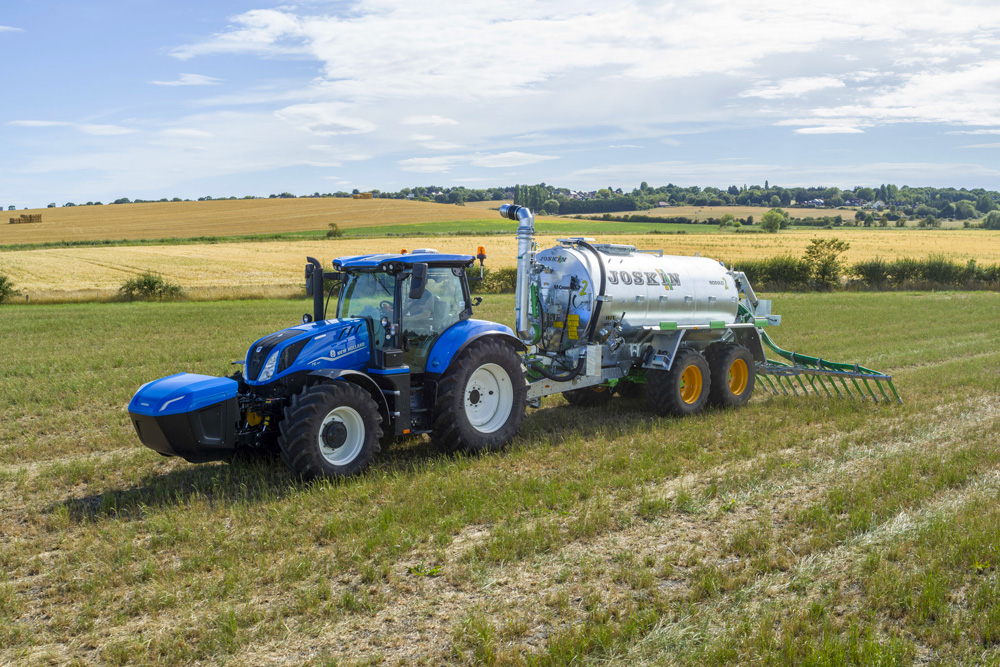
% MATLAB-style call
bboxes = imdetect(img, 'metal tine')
[861,377,880,403]
[786,376,800,396]
[839,376,855,399]
[874,379,891,403]
[825,375,844,399]
[849,377,868,401]
[795,374,810,395]
[811,373,833,398]
[759,373,778,394]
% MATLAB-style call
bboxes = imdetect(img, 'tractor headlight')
[257,349,281,383]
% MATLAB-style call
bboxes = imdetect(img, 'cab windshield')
[338,271,396,346]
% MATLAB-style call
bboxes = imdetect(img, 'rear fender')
[424,319,526,378]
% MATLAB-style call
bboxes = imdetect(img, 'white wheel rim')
[317,406,365,466]
[464,363,514,434]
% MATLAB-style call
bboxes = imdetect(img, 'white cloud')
[402,116,459,126]
[274,103,376,135]
[160,128,215,139]
[9,120,135,136]
[149,73,222,86]
[793,126,864,134]
[0,25,23,32]
[741,77,845,99]
[399,151,557,173]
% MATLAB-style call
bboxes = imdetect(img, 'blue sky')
[4,0,1000,208]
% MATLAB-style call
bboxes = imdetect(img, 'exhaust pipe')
[499,204,537,344]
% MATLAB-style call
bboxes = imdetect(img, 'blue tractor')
[128,248,528,479]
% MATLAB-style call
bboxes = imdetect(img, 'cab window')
[400,267,467,371]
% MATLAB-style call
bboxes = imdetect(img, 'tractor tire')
[563,384,614,407]
[615,379,644,400]
[432,339,527,454]
[278,382,383,480]
[705,343,756,409]
[646,349,710,417]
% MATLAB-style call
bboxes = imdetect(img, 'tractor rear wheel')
[705,343,755,408]
[563,384,614,407]
[646,349,710,416]
[432,339,527,454]
[278,382,382,480]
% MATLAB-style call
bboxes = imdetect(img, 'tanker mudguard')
[127,373,239,463]
[424,319,526,376]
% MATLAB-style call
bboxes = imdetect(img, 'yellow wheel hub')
[728,359,749,396]
[679,365,703,404]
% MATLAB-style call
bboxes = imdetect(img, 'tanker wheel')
[432,339,527,454]
[646,349,710,416]
[705,343,755,408]
[278,382,383,480]
[563,384,614,407]
[615,380,644,400]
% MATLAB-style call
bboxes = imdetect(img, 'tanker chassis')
[128,205,898,479]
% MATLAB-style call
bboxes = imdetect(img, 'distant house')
[805,198,825,207]
[863,200,885,210]
[657,201,669,207]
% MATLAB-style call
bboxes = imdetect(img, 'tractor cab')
[330,249,475,374]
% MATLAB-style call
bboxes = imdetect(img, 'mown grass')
[2,291,999,665]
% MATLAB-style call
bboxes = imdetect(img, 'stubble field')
[2,291,1000,665]
[3,229,999,302]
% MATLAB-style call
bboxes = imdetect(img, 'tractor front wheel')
[432,339,527,454]
[278,382,383,480]
[646,349,710,416]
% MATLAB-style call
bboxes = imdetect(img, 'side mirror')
[409,263,428,300]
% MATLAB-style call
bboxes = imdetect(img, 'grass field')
[2,227,999,301]
[2,291,999,665]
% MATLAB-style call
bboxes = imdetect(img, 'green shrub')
[920,255,963,285]
[851,258,890,287]
[326,223,344,238]
[118,272,184,301]
[469,267,518,294]
[0,272,17,304]
[732,255,811,290]
[803,238,850,289]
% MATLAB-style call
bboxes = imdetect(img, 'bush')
[469,267,517,294]
[118,272,184,301]
[326,223,344,238]
[732,255,811,290]
[851,258,890,287]
[803,238,850,289]
[0,272,17,304]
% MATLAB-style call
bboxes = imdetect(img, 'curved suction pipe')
[499,205,537,343]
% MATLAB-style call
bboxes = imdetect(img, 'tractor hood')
[244,317,371,386]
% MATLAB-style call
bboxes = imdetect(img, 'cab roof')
[333,250,474,270]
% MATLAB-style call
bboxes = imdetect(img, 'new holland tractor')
[128,205,898,479]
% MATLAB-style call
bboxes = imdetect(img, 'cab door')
[399,267,469,372]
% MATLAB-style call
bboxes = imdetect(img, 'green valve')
[710,320,725,329]
[659,321,678,330]
[754,317,768,327]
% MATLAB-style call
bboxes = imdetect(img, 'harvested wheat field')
[2,229,999,300]
[0,198,493,245]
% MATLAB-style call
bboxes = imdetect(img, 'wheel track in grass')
[226,395,1000,665]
